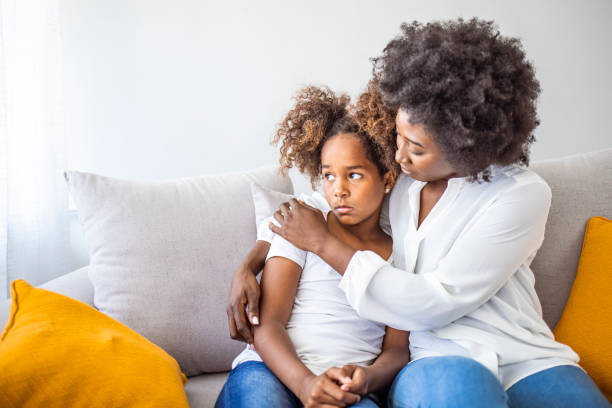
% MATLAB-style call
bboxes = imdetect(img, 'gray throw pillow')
[66,166,293,376]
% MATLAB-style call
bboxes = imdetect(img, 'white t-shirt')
[338,165,579,389]
[233,192,388,375]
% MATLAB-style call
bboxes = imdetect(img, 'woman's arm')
[277,182,551,332]
[226,240,270,343]
[340,181,552,331]
[254,256,360,406]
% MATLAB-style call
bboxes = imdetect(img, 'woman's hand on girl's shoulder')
[270,199,330,252]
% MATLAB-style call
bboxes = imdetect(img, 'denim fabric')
[506,364,610,407]
[215,361,380,407]
[388,356,609,408]
[388,356,508,408]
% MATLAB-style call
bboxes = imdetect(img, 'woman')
[227,19,609,407]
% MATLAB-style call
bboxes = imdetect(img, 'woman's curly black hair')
[273,81,398,188]
[373,18,541,180]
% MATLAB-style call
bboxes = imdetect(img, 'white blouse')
[338,165,579,389]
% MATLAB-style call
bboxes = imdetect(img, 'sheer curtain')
[0,0,71,299]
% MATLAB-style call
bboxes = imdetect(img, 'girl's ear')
[383,171,396,194]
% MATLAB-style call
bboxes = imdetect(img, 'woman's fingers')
[232,301,253,344]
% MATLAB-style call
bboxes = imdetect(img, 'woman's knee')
[389,356,508,408]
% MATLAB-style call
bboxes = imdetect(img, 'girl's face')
[395,109,457,182]
[321,133,393,226]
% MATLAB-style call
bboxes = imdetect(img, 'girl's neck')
[326,206,391,258]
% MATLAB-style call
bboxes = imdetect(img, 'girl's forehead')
[321,133,372,165]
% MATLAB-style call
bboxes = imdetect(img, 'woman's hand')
[299,372,362,408]
[270,198,330,253]
[226,241,270,344]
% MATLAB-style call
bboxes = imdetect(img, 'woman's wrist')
[245,240,271,274]
[313,233,356,276]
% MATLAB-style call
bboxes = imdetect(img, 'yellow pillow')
[0,280,189,408]
[554,216,612,401]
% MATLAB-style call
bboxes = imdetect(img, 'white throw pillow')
[66,166,293,376]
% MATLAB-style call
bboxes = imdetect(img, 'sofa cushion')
[0,280,188,408]
[529,148,612,328]
[185,372,229,407]
[553,216,612,401]
[66,166,293,376]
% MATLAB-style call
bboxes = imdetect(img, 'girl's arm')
[328,327,410,396]
[254,256,361,407]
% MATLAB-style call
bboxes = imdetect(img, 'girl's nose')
[334,181,349,198]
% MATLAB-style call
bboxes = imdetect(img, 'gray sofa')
[1,148,611,407]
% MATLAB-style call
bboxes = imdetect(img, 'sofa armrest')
[1,266,94,329]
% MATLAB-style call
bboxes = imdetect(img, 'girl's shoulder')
[296,191,332,218]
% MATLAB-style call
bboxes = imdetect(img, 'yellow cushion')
[0,280,189,408]
[554,216,612,401]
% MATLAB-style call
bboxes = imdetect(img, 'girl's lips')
[334,206,353,214]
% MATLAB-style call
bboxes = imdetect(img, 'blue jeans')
[215,361,380,407]
[388,356,609,407]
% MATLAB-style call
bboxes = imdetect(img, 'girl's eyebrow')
[321,164,365,170]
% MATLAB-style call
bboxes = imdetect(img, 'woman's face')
[395,109,457,182]
[321,133,392,226]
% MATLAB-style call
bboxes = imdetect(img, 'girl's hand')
[328,365,371,396]
[270,199,330,253]
[299,372,362,407]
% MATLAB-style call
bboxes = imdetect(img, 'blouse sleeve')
[338,180,552,331]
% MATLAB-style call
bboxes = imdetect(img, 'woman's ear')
[383,171,396,194]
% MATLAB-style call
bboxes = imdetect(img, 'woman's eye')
[410,151,424,156]
[349,173,363,180]
[324,173,335,181]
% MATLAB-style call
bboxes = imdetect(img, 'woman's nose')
[395,147,410,165]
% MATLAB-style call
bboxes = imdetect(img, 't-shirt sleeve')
[266,233,307,269]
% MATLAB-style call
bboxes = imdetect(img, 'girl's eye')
[349,173,363,180]
[410,151,424,156]
[324,173,335,181]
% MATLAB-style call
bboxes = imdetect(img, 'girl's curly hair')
[273,82,398,188]
[373,18,541,180]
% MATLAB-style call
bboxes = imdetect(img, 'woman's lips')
[400,165,413,175]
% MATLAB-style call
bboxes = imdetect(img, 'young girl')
[228,19,609,407]
[215,84,410,408]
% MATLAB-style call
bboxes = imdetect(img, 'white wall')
[60,0,612,268]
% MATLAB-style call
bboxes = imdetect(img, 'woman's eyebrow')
[406,137,424,148]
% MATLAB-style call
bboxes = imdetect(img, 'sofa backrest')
[529,148,612,328]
